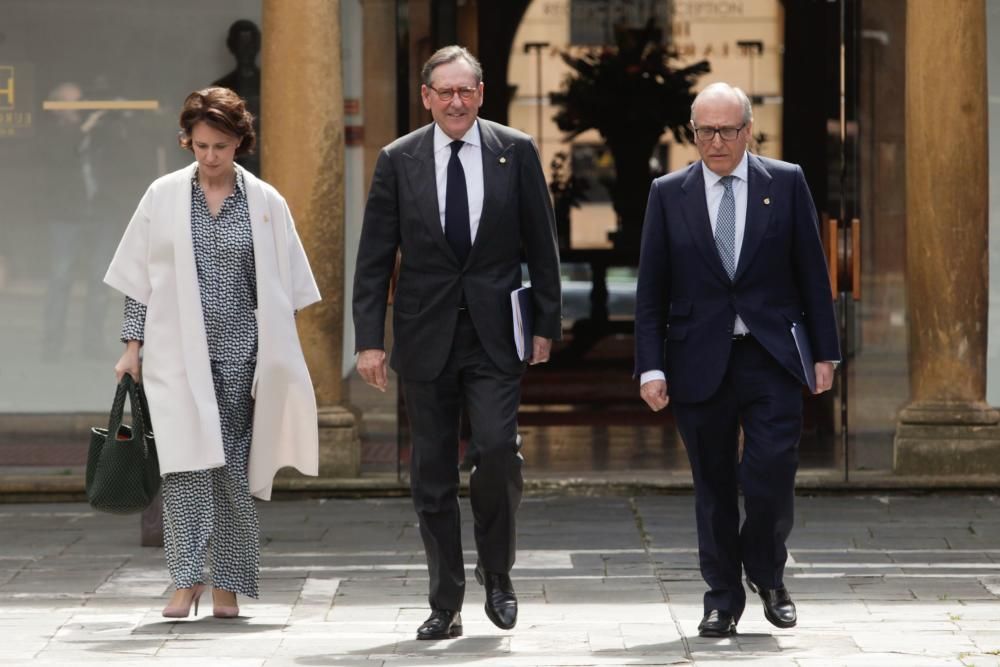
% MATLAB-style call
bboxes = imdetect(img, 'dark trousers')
[401,310,524,612]
[672,335,802,619]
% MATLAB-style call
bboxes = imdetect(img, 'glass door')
[843,0,909,478]
[386,0,911,482]
[789,0,908,480]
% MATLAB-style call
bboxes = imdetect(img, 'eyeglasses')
[427,85,478,102]
[692,124,746,142]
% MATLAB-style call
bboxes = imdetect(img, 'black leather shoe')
[698,609,737,637]
[416,609,462,640]
[475,564,518,630]
[747,579,797,628]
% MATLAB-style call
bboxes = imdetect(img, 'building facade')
[0,0,997,488]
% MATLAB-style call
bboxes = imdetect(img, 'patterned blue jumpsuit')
[121,170,260,597]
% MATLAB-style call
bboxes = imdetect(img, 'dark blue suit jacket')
[634,153,840,404]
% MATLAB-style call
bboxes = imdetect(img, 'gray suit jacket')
[353,119,562,380]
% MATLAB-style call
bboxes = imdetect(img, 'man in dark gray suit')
[352,46,562,640]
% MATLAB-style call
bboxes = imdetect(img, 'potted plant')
[551,18,709,253]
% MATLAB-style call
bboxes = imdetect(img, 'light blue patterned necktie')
[715,175,737,279]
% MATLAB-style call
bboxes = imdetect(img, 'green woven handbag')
[86,374,161,514]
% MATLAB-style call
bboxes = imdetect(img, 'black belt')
[732,332,752,341]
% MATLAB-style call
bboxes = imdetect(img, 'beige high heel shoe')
[162,583,205,618]
[212,588,240,618]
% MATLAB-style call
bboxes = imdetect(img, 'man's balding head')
[689,82,753,176]
[691,83,752,125]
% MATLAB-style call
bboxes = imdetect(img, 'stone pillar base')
[898,400,1000,425]
[318,405,361,477]
[894,400,1000,474]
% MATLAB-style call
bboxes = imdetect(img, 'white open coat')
[104,162,321,500]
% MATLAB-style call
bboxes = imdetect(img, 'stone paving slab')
[0,494,998,665]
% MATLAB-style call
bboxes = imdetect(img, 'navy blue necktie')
[445,140,471,265]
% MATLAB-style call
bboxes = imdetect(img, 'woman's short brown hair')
[178,87,256,156]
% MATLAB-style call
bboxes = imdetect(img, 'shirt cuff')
[640,370,666,386]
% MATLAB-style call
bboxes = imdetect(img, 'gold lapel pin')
[263,215,269,223]
[763,197,771,206]
[499,156,507,164]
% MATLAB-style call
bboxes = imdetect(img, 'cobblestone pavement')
[0,494,998,666]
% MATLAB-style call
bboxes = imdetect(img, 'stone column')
[262,0,360,477]
[363,0,398,185]
[894,0,1000,474]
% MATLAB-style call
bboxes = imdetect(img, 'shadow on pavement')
[297,635,506,665]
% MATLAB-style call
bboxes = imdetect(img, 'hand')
[529,336,552,365]
[114,341,142,383]
[814,361,835,394]
[640,379,669,412]
[357,349,388,392]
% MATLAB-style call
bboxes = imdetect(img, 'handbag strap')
[105,374,132,439]
[105,374,149,451]
[136,384,154,436]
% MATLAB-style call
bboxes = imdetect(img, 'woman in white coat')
[105,87,320,619]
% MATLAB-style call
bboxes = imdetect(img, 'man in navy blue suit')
[634,83,840,637]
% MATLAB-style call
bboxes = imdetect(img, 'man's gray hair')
[421,45,483,86]
[690,83,753,124]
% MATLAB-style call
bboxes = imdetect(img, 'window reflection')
[0,0,261,417]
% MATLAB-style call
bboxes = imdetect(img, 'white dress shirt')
[434,122,484,243]
[640,152,750,387]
